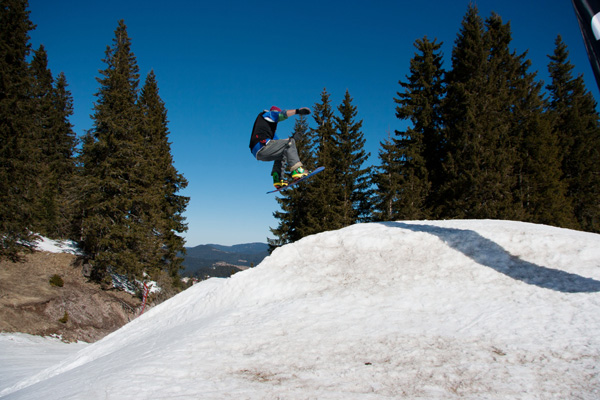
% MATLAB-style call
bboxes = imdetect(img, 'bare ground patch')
[0,252,140,342]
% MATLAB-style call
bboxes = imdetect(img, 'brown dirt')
[0,251,141,343]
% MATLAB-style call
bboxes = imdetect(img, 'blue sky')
[27,0,598,246]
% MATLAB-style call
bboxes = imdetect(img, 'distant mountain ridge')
[206,243,269,255]
[181,242,269,279]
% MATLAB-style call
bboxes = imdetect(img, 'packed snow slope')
[2,220,600,399]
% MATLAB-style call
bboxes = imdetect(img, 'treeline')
[270,5,600,247]
[0,1,188,286]
[3,1,599,274]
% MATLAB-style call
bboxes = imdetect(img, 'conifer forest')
[2,1,599,281]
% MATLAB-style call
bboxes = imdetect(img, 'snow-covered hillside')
[1,220,599,399]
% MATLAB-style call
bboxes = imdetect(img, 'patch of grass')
[49,274,64,287]
[58,311,69,324]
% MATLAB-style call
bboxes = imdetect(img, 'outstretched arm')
[285,107,311,117]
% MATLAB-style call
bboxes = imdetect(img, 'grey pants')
[256,138,302,179]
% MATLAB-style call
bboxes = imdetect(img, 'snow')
[0,334,87,394]
[1,220,599,399]
[33,236,82,255]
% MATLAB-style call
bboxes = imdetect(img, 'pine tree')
[392,37,444,219]
[27,45,50,232]
[440,7,520,219]
[301,89,345,236]
[504,34,576,229]
[79,20,145,281]
[51,72,78,238]
[371,131,403,221]
[333,90,371,224]
[138,70,189,278]
[29,45,77,238]
[0,0,37,260]
[517,100,576,228]
[269,115,314,248]
[547,36,600,232]
[438,4,487,218]
[481,13,530,221]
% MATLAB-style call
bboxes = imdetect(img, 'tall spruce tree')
[438,4,487,218]
[371,131,403,221]
[506,35,576,228]
[301,89,345,236]
[440,7,520,219]
[79,20,146,281]
[482,13,532,221]
[269,115,314,248]
[50,72,78,238]
[391,37,444,219]
[547,36,600,232]
[333,90,371,224]
[517,104,576,228]
[0,0,37,260]
[29,45,77,238]
[26,45,50,233]
[138,70,189,278]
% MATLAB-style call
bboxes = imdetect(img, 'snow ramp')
[2,220,600,399]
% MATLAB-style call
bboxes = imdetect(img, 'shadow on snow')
[381,222,600,294]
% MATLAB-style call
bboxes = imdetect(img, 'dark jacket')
[249,110,287,157]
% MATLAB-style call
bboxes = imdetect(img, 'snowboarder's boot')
[272,172,288,189]
[291,167,309,181]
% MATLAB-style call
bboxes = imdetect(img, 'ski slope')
[1,220,599,399]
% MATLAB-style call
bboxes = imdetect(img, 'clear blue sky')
[27,0,598,246]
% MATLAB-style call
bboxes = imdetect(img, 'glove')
[296,107,311,115]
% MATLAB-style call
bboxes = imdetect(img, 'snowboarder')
[249,106,311,189]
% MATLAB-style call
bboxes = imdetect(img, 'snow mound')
[2,220,600,399]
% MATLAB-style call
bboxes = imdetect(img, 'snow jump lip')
[382,222,600,294]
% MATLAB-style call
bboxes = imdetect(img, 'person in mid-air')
[249,106,311,189]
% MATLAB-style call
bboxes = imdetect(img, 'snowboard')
[267,166,325,194]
